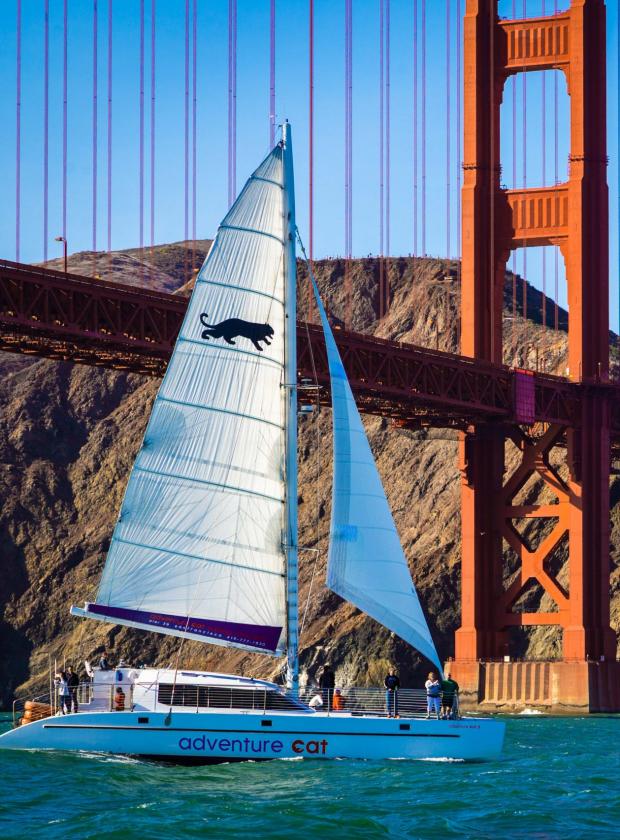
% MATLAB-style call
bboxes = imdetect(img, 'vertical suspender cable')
[512,0,517,337]
[421,0,426,255]
[93,0,98,274]
[16,0,21,262]
[233,1,237,197]
[228,0,237,207]
[150,0,156,270]
[309,0,314,270]
[489,0,495,362]
[140,0,145,273]
[44,0,49,262]
[184,0,190,278]
[385,0,390,314]
[554,0,558,332]
[107,0,113,255]
[446,0,450,260]
[413,0,418,256]
[63,0,68,245]
[344,0,352,327]
[270,0,276,147]
[379,0,384,318]
[192,0,197,271]
[521,0,527,327]
[617,0,620,373]
[541,0,546,332]
[456,0,462,350]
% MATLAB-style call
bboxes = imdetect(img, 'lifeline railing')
[13,681,460,724]
[297,686,461,718]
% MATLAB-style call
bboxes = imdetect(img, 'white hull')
[0,709,504,762]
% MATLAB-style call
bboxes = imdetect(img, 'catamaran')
[1,124,504,761]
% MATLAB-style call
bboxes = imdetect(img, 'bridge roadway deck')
[0,259,618,437]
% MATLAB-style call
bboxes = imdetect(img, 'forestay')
[79,146,289,654]
[309,273,442,672]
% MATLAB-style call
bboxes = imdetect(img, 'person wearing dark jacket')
[319,664,336,711]
[65,665,80,713]
[99,650,111,671]
[384,668,401,717]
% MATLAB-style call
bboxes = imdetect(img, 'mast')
[282,121,299,692]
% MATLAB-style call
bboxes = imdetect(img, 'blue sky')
[0,0,618,329]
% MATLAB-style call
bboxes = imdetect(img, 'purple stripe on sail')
[88,603,281,651]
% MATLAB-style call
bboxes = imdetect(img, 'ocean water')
[0,714,618,840]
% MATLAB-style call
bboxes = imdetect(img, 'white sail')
[74,144,291,655]
[309,274,442,672]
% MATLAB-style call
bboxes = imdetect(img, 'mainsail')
[72,139,295,656]
[308,272,442,672]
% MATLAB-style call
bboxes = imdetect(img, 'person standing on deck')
[425,672,442,718]
[66,665,80,713]
[55,671,71,715]
[384,668,401,717]
[440,672,460,719]
[99,650,111,670]
[319,664,335,712]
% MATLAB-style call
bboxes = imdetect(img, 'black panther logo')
[199,313,275,352]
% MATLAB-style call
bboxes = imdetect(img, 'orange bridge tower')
[450,0,619,711]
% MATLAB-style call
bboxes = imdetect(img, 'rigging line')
[295,227,324,638]
[107,0,113,255]
[421,0,426,256]
[63,0,68,241]
[44,0,49,262]
[16,0,21,262]
[150,0,156,273]
[140,0,145,276]
[93,0,98,274]
[445,0,450,261]
[413,0,418,256]
[185,0,190,281]
[270,0,276,147]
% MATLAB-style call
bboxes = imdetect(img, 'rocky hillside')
[0,243,618,706]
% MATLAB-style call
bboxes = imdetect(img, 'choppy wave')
[1,716,619,839]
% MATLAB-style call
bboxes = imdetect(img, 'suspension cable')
[93,0,98,275]
[16,0,21,262]
[140,0,145,278]
[43,0,49,262]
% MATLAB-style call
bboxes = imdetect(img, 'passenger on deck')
[99,650,112,671]
[55,671,71,715]
[384,668,401,718]
[319,664,335,712]
[114,687,126,711]
[332,688,345,712]
[425,672,442,718]
[440,673,460,719]
[66,665,80,713]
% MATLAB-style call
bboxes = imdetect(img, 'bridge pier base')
[446,659,620,713]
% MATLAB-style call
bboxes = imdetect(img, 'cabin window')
[156,684,302,711]
[138,717,149,724]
